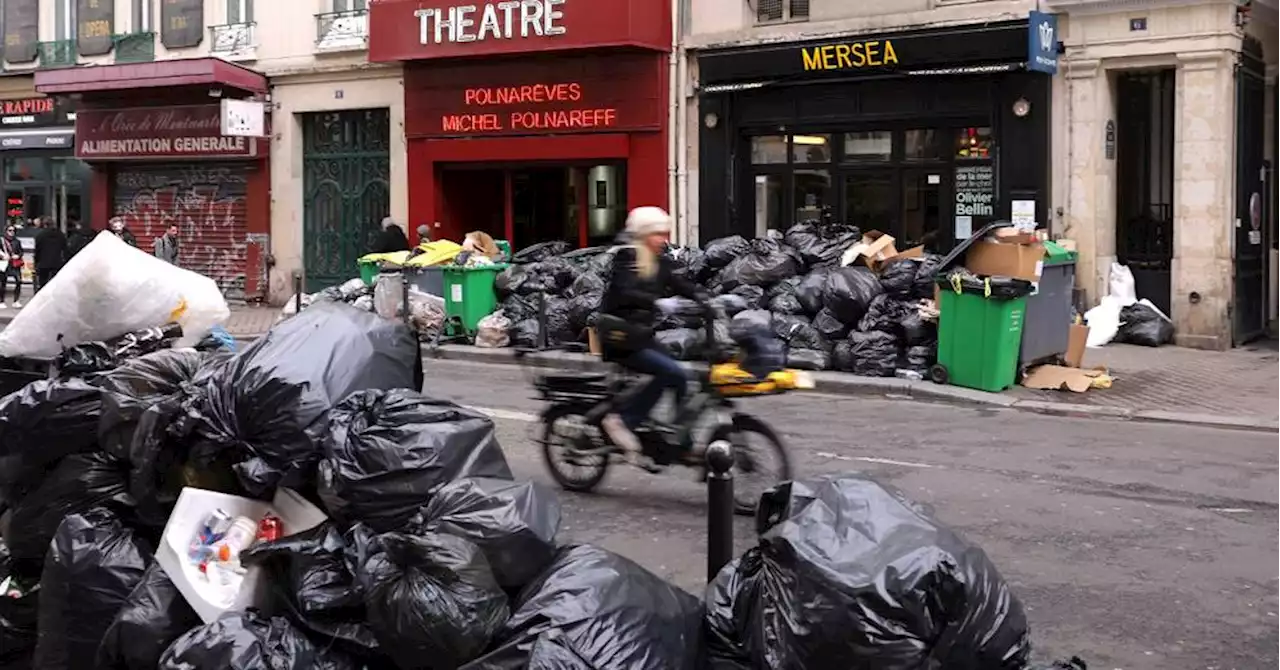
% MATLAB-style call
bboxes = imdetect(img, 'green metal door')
[302,108,391,291]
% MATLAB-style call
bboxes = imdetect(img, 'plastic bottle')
[214,516,258,563]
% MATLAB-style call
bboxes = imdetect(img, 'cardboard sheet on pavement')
[1022,365,1111,393]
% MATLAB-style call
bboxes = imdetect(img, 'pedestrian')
[416,224,431,244]
[33,216,68,292]
[66,220,93,259]
[0,225,24,308]
[372,217,410,254]
[153,223,180,265]
[110,217,137,247]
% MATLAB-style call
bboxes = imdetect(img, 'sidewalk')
[4,304,1276,431]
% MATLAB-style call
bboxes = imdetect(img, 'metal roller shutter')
[112,163,251,299]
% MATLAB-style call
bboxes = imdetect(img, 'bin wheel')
[928,364,949,385]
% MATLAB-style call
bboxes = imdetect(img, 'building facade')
[25,0,399,302]
[367,0,672,250]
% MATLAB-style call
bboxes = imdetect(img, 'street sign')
[1027,10,1059,75]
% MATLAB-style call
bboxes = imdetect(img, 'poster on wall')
[954,163,995,240]
[77,0,115,56]
[161,0,204,49]
[3,0,39,64]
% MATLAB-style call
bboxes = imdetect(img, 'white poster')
[954,215,973,240]
[1011,199,1037,229]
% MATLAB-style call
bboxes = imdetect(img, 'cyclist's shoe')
[601,414,642,455]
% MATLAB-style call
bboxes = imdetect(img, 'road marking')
[469,406,539,422]
[815,451,938,469]
[1209,507,1251,514]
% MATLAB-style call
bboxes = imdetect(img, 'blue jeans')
[618,347,688,429]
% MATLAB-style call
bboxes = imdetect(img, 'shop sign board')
[77,0,116,57]
[161,0,204,49]
[698,21,1028,85]
[3,0,39,64]
[369,0,670,62]
[1027,11,1059,75]
[0,97,75,128]
[405,54,662,138]
[75,105,265,160]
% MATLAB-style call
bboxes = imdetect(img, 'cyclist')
[595,206,708,465]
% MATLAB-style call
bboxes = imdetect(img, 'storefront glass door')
[3,155,89,229]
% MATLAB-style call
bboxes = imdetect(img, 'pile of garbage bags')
[488,223,944,376]
[0,300,708,670]
[280,276,446,341]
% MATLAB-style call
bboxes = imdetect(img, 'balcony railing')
[113,32,156,63]
[210,22,256,59]
[315,10,369,51]
[37,40,76,69]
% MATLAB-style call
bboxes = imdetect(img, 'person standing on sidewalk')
[153,224,180,265]
[109,217,138,247]
[66,220,92,259]
[0,225,25,308]
[33,216,67,292]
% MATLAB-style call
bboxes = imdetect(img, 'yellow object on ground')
[360,240,464,268]
[709,363,816,396]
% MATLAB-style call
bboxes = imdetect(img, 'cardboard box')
[1064,323,1089,368]
[841,231,923,272]
[157,487,328,624]
[993,228,1040,245]
[965,241,1045,282]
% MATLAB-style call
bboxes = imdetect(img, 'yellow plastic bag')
[403,240,463,267]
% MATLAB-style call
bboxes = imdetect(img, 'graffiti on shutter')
[113,163,251,299]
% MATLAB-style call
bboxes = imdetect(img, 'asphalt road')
[423,357,1278,670]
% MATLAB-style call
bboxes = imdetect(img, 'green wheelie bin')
[930,273,1036,393]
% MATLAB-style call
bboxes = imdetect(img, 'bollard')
[401,271,411,328]
[292,271,303,314]
[536,292,548,351]
[705,439,735,582]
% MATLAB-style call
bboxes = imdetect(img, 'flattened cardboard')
[1022,365,1107,393]
[841,230,897,270]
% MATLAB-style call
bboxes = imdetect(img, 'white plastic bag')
[1108,262,1137,306]
[1084,296,1123,348]
[475,310,512,348]
[0,231,229,358]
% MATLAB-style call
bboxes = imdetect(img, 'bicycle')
[516,314,814,515]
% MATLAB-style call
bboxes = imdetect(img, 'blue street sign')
[1028,11,1059,75]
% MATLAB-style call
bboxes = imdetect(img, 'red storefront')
[34,59,271,300]
[369,0,671,248]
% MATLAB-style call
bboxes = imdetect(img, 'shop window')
[844,173,894,233]
[750,135,788,164]
[55,0,77,41]
[6,158,48,183]
[793,169,831,223]
[757,0,809,23]
[842,131,892,162]
[904,129,942,161]
[332,0,368,9]
[955,126,994,160]
[226,0,254,24]
[754,175,785,237]
[791,135,831,164]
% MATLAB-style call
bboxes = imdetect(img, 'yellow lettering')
[883,39,898,65]
[835,44,852,69]
[801,47,821,71]
[819,45,835,70]
[850,42,865,67]
[866,41,881,66]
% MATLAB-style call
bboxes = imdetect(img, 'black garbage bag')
[731,322,787,379]
[187,302,420,497]
[731,309,773,336]
[858,294,913,334]
[412,477,561,591]
[522,259,578,295]
[98,349,213,460]
[158,611,359,670]
[543,296,580,344]
[5,452,132,577]
[240,523,380,658]
[35,508,152,670]
[705,475,1031,670]
[812,307,851,341]
[831,341,855,372]
[655,327,704,361]
[494,265,532,299]
[362,532,509,669]
[319,388,511,532]
[936,270,1035,300]
[567,271,606,298]
[902,343,937,373]
[786,347,829,371]
[718,239,800,290]
[900,307,937,346]
[511,319,542,348]
[710,293,751,317]
[567,291,603,335]
[771,314,826,351]
[499,294,539,322]
[879,257,922,298]
[559,246,610,273]
[460,544,702,670]
[97,562,203,670]
[666,245,706,283]
[913,253,946,299]
[1116,303,1174,347]
[656,297,706,330]
[702,235,751,271]
[727,284,766,309]
[784,221,859,268]
[767,288,805,315]
[822,267,882,324]
[513,240,571,264]
[1029,657,1089,670]
[0,378,102,506]
[794,267,832,315]
[0,540,39,670]
[849,330,900,377]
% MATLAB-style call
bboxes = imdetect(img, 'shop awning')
[34,57,267,96]
[0,128,73,150]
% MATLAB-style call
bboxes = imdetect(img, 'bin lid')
[1042,240,1077,265]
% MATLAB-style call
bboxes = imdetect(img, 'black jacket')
[67,230,93,258]
[372,226,410,254]
[599,246,702,352]
[34,228,68,270]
